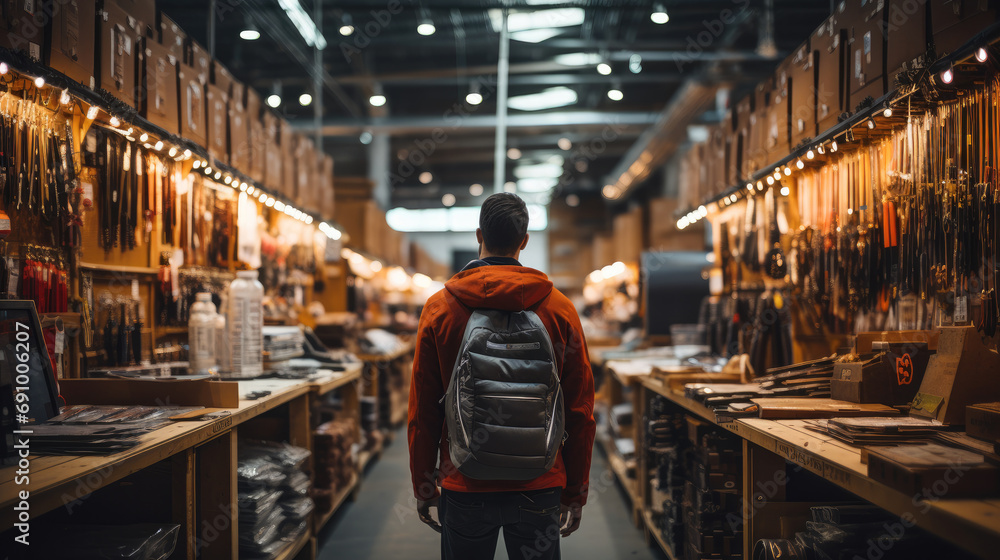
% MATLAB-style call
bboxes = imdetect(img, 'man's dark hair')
[479,193,529,256]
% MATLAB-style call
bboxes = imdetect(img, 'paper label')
[131,279,140,300]
[54,331,66,354]
[954,295,968,323]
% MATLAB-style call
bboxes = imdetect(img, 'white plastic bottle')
[228,270,264,378]
[215,312,231,374]
[189,292,217,375]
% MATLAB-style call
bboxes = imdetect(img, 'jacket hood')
[445,266,553,311]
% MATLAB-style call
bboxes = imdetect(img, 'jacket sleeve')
[559,310,596,507]
[408,306,446,502]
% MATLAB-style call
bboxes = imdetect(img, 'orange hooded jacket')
[408,263,596,507]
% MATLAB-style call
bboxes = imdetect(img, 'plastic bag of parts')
[280,496,315,521]
[238,487,284,518]
[239,440,311,471]
[28,524,180,560]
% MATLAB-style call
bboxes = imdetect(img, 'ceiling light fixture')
[469,183,484,196]
[299,93,313,106]
[597,63,612,75]
[651,3,669,24]
[508,87,577,111]
[266,94,281,108]
[607,88,623,101]
[629,53,642,74]
[441,193,456,207]
[369,94,387,107]
[941,65,954,84]
[466,83,482,105]
[558,137,572,150]
[977,46,989,63]
[277,0,327,49]
[339,14,354,36]
[419,171,433,184]
[507,148,522,160]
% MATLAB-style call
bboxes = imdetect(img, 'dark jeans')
[441,487,562,560]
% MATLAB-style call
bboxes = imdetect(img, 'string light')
[109,116,120,127]
[224,175,232,184]
[941,66,954,84]
[193,160,202,169]
[86,106,99,120]
[33,76,44,88]
[756,181,763,191]
[139,133,148,142]
[817,144,825,155]
[239,183,248,192]
[772,171,781,181]
[883,107,892,118]
[214,171,222,180]
[154,141,163,151]
[976,47,988,63]
[867,118,876,129]
[0,63,8,74]
[830,140,838,152]
[796,159,804,169]
[168,147,178,157]
[806,149,815,160]
[258,193,267,202]
[247,186,256,195]
[780,186,790,196]
[746,182,754,191]
[184,150,192,158]
[204,166,212,174]
[59,89,70,104]
[766,175,775,186]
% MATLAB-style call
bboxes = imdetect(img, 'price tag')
[954,294,968,323]
[54,330,66,354]
[131,279,140,300]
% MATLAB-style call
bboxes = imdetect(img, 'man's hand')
[417,497,442,533]
[559,503,582,537]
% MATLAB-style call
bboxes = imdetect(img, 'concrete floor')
[317,431,666,560]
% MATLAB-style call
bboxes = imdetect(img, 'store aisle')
[317,431,665,560]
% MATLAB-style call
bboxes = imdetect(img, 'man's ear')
[476,228,484,245]
[520,233,529,250]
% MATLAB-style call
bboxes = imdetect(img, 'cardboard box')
[264,110,282,188]
[831,343,932,405]
[60,378,240,408]
[885,0,930,86]
[140,37,179,135]
[247,89,266,183]
[967,402,1000,443]
[867,443,999,498]
[46,0,97,88]
[746,81,770,170]
[930,0,997,57]
[613,206,643,265]
[228,82,249,172]
[766,65,789,162]
[320,154,335,219]
[733,95,752,180]
[280,121,296,197]
[811,5,847,133]
[177,62,206,148]
[212,60,235,96]
[206,83,229,165]
[911,326,1000,425]
[845,0,887,110]
[159,13,185,61]
[111,0,155,37]
[185,37,210,85]
[295,134,315,206]
[788,41,817,147]
[96,2,140,107]
[0,1,43,60]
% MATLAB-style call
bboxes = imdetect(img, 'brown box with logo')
[228,81,249,172]
[831,343,933,405]
[844,0,887,110]
[246,89,266,183]
[177,62,206,148]
[139,37,179,135]
[263,110,282,188]
[46,0,97,89]
[158,13,185,61]
[788,40,817,147]
[206,83,229,165]
[811,5,847,134]
[96,1,140,107]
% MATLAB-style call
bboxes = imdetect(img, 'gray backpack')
[444,309,565,480]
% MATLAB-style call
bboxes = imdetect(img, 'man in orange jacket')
[408,193,596,560]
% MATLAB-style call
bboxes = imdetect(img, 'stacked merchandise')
[753,505,969,560]
[360,396,383,453]
[683,418,743,560]
[31,405,203,455]
[262,326,306,363]
[646,395,688,558]
[237,441,314,559]
[312,419,358,512]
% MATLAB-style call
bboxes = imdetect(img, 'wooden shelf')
[597,430,638,504]
[640,375,1000,559]
[355,340,415,363]
[79,262,159,275]
[641,509,679,560]
[273,530,310,560]
[309,363,363,396]
[315,472,359,532]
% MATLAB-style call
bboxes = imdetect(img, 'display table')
[0,363,368,560]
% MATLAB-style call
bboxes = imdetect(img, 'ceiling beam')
[295,111,660,136]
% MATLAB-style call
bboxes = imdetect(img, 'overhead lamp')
[266,94,281,108]
[558,137,572,150]
[607,88,623,101]
[359,131,373,144]
[109,116,121,127]
[419,171,433,184]
[830,140,838,152]
[59,89,71,105]
[417,11,436,36]
[299,93,313,106]
[240,21,260,41]
[504,181,517,193]
[651,3,669,24]
[469,183,484,196]
[941,64,954,84]
[34,76,44,88]
[508,87,577,111]
[629,53,642,74]
[154,141,163,151]
[466,83,483,105]
[554,53,602,67]
[511,29,563,43]
[490,8,584,33]
[277,0,327,49]
[597,63,612,75]
[340,14,354,36]
[442,193,456,207]
[883,107,892,118]
[86,105,99,120]
[369,94,387,107]
[976,46,989,63]
[507,148,522,160]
